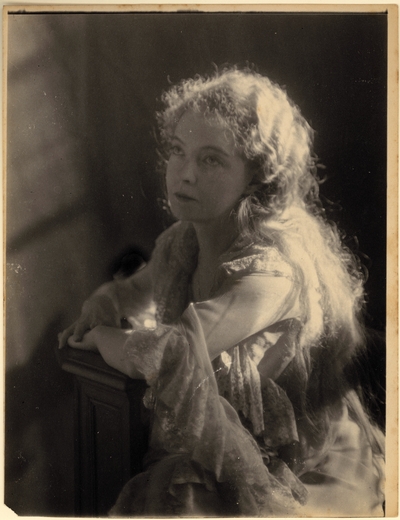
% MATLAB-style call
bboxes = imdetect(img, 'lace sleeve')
[124,325,183,386]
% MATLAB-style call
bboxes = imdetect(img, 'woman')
[59,68,384,516]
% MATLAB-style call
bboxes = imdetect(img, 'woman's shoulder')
[152,224,295,282]
[153,221,198,273]
[154,221,190,247]
[219,237,294,281]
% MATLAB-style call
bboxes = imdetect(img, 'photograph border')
[2,3,398,517]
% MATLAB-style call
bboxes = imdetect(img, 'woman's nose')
[180,159,197,183]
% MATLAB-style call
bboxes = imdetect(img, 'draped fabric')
[110,221,384,517]
[114,307,302,516]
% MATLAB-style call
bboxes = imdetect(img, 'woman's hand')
[67,328,99,352]
[58,285,121,349]
[66,325,145,380]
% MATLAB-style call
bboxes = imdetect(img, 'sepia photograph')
[4,6,395,517]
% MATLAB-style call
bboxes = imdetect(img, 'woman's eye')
[203,155,222,167]
[169,145,184,156]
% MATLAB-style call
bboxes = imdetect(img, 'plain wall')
[5,12,387,515]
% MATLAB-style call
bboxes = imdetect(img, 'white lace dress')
[110,222,384,517]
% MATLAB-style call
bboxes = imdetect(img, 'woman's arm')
[191,274,300,361]
[67,272,299,381]
[114,262,154,318]
[59,261,154,348]
[67,326,146,379]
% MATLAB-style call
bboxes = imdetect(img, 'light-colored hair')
[158,67,364,351]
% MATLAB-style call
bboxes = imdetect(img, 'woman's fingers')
[58,320,92,349]
[68,332,98,351]
[58,293,121,348]
[58,319,91,349]
[58,323,76,349]
[72,319,91,342]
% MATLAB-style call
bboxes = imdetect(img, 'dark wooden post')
[58,347,148,516]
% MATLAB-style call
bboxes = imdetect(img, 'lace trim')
[124,325,183,385]
[219,246,294,280]
[215,334,299,447]
[214,345,265,436]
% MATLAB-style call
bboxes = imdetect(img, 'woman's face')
[166,110,252,224]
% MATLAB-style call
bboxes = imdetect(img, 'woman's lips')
[174,192,197,202]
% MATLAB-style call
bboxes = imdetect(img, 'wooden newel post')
[58,347,148,516]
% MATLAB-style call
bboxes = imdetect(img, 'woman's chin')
[169,206,198,222]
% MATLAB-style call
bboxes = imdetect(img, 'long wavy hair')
[157,68,382,454]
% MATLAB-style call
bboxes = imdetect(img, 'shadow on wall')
[6,13,163,514]
[5,316,74,515]
[5,14,119,515]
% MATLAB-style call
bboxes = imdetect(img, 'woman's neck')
[191,217,239,301]
[192,215,239,267]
